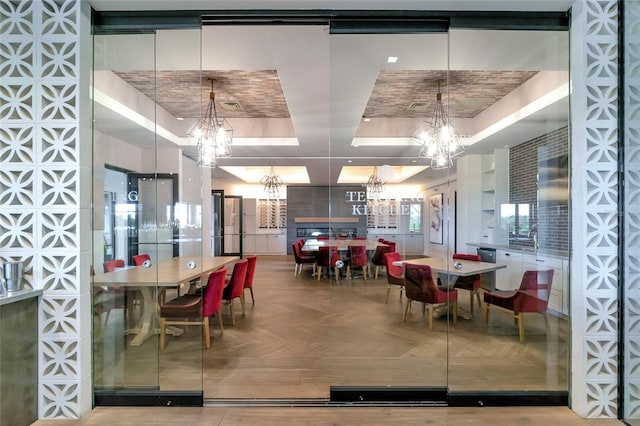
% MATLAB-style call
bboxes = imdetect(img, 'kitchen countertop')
[467,242,569,260]
[0,288,42,306]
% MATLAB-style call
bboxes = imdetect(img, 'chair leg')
[241,292,246,316]
[402,299,411,321]
[484,304,490,324]
[385,286,391,304]
[469,291,475,315]
[229,301,236,326]
[294,263,298,276]
[374,265,379,280]
[203,316,211,349]
[517,312,525,343]
[334,266,340,281]
[428,305,433,330]
[362,266,367,281]
[317,266,323,280]
[159,317,166,349]
[217,312,224,334]
[250,287,255,306]
[346,266,351,280]
[475,289,482,310]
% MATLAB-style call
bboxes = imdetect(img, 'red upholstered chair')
[452,253,483,314]
[346,245,367,281]
[383,240,396,253]
[383,252,405,303]
[316,246,342,281]
[222,259,249,325]
[483,269,554,343]
[241,255,257,310]
[378,238,385,243]
[353,236,366,240]
[132,253,150,266]
[371,245,392,280]
[292,242,317,276]
[159,267,227,349]
[403,263,458,330]
[103,259,125,272]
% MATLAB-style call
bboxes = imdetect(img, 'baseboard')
[330,386,448,404]
[448,390,568,407]
[94,389,203,407]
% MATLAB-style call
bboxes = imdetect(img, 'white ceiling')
[91,5,570,187]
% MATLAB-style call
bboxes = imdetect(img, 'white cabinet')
[242,234,256,254]
[403,233,424,255]
[496,249,523,290]
[522,254,565,314]
[254,234,286,255]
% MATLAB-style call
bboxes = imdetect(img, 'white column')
[570,0,620,418]
[0,0,92,418]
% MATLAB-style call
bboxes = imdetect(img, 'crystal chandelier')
[411,80,465,169]
[366,166,386,198]
[195,78,232,167]
[261,166,284,198]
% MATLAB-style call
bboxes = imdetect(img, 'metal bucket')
[3,261,24,292]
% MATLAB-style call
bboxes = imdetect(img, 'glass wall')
[92,28,207,400]
[92,13,570,405]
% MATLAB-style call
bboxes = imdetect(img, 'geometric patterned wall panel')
[624,0,640,420]
[0,0,89,419]
[571,0,620,419]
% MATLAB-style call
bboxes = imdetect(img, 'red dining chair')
[383,240,397,253]
[383,252,405,303]
[316,246,342,281]
[241,255,258,311]
[132,253,150,267]
[403,263,458,330]
[292,242,317,276]
[103,259,125,272]
[222,259,249,325]
[371,245,392,280]
[451,253,483,314]
[346,245,367,281]
[484,269,554,343]
[159,267,227,349]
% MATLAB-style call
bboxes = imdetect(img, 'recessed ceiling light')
[387,56,398,63]
[348,160,352,163]
[353,144,359,148]
[176,117,184,121]
[363,117,371,122]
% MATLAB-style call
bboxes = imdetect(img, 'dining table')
[93,255,239,346]
[393,256,507,319]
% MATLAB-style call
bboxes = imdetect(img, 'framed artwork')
[429,193,443,244]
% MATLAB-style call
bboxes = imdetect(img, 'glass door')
[92,26,206,403]
[446,28,570,399]
[326,28,453,399]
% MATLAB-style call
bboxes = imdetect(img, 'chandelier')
[366,166,386,198]
[261,166,284,198]
[195,78,232,167]
[411,80,465,169]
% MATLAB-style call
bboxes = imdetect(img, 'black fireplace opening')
[297,227,358,238]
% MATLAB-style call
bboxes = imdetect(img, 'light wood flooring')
[95,255,568,399]
[33,406,623,425]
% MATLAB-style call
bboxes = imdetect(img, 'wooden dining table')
[393,256,507,319]
[93,255,239,346]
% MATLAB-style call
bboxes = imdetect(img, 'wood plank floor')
[94,255,568,398]
[33,406,622,425]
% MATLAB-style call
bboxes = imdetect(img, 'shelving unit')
[481,155,496,232]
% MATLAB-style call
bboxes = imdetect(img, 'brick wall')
[509,126,569,252]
